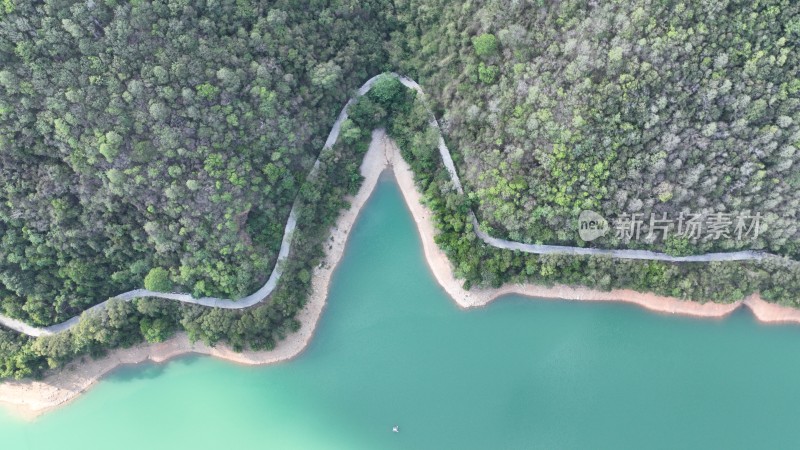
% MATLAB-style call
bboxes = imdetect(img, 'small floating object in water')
[392,425,399,433]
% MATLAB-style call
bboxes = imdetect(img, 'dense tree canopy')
[391,0,800,256]
[0,0,390,325]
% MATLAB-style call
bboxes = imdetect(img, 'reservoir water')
[2,174,800,449]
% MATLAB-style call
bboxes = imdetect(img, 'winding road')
[0,73,779,337]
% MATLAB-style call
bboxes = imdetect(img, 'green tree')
[144,268,173,292]
[472,33,498,58]
[478,63,499,84]
[369,74,404,109]
[310,61,342,89]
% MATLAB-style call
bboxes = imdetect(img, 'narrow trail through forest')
[0,73,782,337]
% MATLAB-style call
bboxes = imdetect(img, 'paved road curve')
[0,73,776,336]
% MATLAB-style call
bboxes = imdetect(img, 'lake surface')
[2,174,800,449]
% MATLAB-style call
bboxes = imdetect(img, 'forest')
[389,0,800,256]
[376,80,800,313]
[1,0,799,379]
[0,0,390,326]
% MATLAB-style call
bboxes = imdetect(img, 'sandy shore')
[2,130,799,420]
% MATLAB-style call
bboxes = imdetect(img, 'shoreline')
[386,136,800,323]
[0,130,392,421]
[2,130,800,420]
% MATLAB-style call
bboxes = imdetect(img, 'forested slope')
[0,0,389,326]
[390,0,800,256]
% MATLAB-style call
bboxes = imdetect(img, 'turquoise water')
[2,174,800,449]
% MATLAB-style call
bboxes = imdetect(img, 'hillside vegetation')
[0,0,389,325]
[390,0,800,255]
